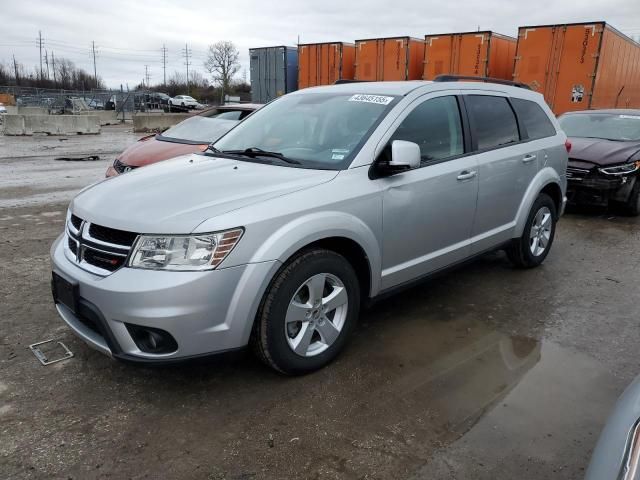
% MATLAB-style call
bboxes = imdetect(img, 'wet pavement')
[1,129,639,479]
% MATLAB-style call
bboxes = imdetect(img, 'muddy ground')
[1,125,639,479]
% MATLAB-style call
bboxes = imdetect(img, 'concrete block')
[133,113,190,132]
[2,115,101,135]
[78,110,119,125]
[18,106,49,115]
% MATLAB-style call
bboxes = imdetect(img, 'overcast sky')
[2,0,639,90]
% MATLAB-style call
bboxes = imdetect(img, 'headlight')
[599,161,640,176]
[128,228,243,271]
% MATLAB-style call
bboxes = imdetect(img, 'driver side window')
[389,96,464,165]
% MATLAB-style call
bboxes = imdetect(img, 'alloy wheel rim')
[529,206,552,257]
[285,273,348,357]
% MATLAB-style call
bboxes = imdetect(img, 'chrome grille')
[65,214,138,276]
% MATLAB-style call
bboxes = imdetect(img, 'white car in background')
[170,95,199,109]
[0,102,7,114]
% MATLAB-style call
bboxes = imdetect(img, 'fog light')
[125,324,178,354]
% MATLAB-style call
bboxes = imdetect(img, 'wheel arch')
[514,167,564,237]
[248,212,381,298]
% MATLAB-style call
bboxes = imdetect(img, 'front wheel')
[251,249,360,375]
[625,180,640,216]
[506,193,557,268]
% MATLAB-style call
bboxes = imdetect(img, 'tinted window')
[466,95,519,150]
[511,98,556,139]
[389,96,463,164]
[211,110,243,120]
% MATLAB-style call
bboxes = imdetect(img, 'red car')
[106,103,262,177]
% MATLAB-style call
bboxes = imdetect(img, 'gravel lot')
[1,125,639,479]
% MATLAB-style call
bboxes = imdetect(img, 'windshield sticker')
[348,94,394,105]
[331,148,348,160]
[620,115,640,120]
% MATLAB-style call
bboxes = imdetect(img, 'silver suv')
[51,79,568,374]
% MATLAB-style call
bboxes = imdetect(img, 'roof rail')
[433,75,532,90]
[334,79,368,84]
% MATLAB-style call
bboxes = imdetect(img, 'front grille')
[83,248,126,272]
[88,223,137,247]
[113,159,138,174]
[65,215,138,275]
[70,214,83,230]
[68,237,78,255]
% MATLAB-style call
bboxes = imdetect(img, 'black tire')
[625,179,640,216]
[506,193,557,268]
[251,249,360,375]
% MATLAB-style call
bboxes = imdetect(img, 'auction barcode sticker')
[348,94,394,105]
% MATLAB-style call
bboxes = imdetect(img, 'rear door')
[378,92,479,290]
[463,93,538,253]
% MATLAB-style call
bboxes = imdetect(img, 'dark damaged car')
[558,109,640,215]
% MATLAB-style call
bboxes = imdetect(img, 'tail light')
[565,140,572,153]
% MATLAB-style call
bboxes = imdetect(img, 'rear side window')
[511,98,556,139]
[389,96,464,164]
[465,95,519,150]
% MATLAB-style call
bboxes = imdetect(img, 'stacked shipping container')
[248,21,640,116]
[298,42,356,88]
[249,46,298,103]
[513,22,640,114]
[423,31,516,80]
[355,37,425,81]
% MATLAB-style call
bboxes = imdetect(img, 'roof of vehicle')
[218,103,263,111]
[296,80,544,99]
[560,108,640,116]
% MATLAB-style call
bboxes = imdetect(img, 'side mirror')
[389,140,421,171]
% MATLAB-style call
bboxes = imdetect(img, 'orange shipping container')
[513,22,640,115]
[355,37,425,81]
[298,42,355,88]
[423,31,516,80]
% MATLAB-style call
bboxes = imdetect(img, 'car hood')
[568,137,640,168]
[119,136,207,168]
[71,154,339,234]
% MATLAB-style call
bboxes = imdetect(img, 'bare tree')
[204,41,240,102]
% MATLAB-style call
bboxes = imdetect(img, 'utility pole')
[91,41,98,88]
[161,44,168,86]
[182,43,192,94]
[37,30,44,81]
[144,65,150,88]
[44,50,50,80]
[13,55,19,85]
[51,51,56,85]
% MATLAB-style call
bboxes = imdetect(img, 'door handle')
[457,170,477,181]
[522,154,537,163]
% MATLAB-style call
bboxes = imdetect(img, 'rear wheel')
[251,249,360,375]
[506,193,557,268]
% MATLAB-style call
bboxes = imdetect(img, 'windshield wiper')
[205,143,221,153]
[222,147,301,165]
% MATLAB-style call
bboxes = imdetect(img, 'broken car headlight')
[128,228,243,271]
[599,161,640,176]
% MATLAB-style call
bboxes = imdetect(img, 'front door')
[378,94,479,290]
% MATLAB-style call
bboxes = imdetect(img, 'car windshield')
[559,113,640,141]
[213,92,398,169]
[159,116,238,144]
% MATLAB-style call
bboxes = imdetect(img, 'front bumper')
[567,166,637,206]
[50,234,280,363]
